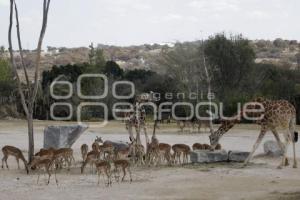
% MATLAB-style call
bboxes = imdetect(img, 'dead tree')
[8,0,51,162]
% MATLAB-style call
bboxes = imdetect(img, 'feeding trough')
[228,151,250,162]
[190,150,250,163]
[190,150,228,163]
[44,124,88,149]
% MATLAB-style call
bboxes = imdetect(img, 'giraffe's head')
[209,130,222,150]
[209,118,239,149]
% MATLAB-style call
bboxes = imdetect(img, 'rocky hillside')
[1,39,300,81]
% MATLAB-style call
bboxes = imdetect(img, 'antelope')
[172,144,191,164]
[92,142,100,152]
[99,143,115,160]
[94,136,103,143]
[35,148,55,158]
[81,150,99,173]
[193,119,211,133]
[158,143,172,165]
[53,148,75,170]
[202,144,212,150]
[95,160,111,186]
[29,156,58,185]
[192,143,203,150]
[81,144,89,161]
[129,141,145,166]
[113,159,132,183]
[146,121,160,166]
[215,143,222,150]
[1,145,28,174]
[115,147,130,159]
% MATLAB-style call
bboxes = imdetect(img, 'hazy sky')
[0,0,299,49]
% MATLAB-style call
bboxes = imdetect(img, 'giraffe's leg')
[143,125,149,145]
[135,126,141,145]
[278,131,291,169]
[243,128,267,166]
[292,137,297,168]
[271,129,288,165]
[128,125,135,142]
[271,128,285,151]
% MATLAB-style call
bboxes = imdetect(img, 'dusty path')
[0,120,300,200]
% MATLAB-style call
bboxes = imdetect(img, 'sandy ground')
[0,120,300,200]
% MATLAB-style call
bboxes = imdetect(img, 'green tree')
[0,46,5,58]
[89,43,106,67]
[204,33,255,95]
[104,61,123,78]
[296,52,300,70]
[0,59,12,81]
[95,48,106,67]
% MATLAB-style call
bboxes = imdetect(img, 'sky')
[0,0,299,49]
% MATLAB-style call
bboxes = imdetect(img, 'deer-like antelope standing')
[192,143,221,151]
[172,144,191,164]
[115,146,130,159]
[145,120,160,166]
[158,143,172,165]
[113,159,132,183]
[29,156,58,185]
[93,137,115,160]
[95,160,111,186]
[99,143,115,160]
[53,148,75,170]
[35,148,55,157]
[192,143,203,150]
[81,144,89,161]
[1,145,28,174]
[81,150,99,173]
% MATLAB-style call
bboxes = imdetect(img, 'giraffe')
[209,98,298,169]
[125,92,155,165]
[125,97,149,145]
[146,120,160,166]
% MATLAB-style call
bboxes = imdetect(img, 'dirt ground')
[0,120,300,200]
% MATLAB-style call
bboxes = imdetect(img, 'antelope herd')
[1,137,221,186]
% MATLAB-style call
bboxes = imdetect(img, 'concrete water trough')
[190,150,250,163]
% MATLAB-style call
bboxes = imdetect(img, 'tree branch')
[32,0,51,104]
[8,0,29,117]
[13,1,31,90]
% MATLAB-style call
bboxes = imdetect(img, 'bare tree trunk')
[8,0,51,162]
[27,110,34,162]
[203,55,214,134]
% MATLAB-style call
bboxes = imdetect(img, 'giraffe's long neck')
[216,111,242,139]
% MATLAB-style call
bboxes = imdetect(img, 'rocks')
[190,150,228,163]
[263,140,283,157]
[190,150,250,163]
[228,151,250,162]
[44,125,88,149]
